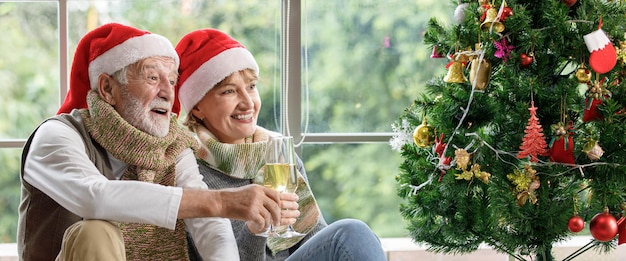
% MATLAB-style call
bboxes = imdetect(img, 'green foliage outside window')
[0,0,451,243]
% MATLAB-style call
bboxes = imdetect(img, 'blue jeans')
[286,219,387,261]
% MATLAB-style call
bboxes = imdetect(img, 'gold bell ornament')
[481,7,505,33]
[469,46,492,91]
[444,54,468,83]
[575,63,592,83]
[413,118,435,148]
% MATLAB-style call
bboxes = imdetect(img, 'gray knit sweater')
[197,158,327,261]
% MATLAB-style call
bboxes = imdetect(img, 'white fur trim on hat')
[178,47,259,114]
[88,33,179,90]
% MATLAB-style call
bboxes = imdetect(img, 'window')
[0,0,451,242]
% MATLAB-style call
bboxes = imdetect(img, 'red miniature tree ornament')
[517,101,549,162]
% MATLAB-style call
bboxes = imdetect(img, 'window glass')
[0,148,24,242]
[67,0,282,125]
[303,0,449,133]
[303,143,406,237]
[0,0,455,244]
[0,2,59,139]
[1,0,282,244]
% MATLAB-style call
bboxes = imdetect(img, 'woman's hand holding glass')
[255,136,303,238]
[279,192,300,229]
[245,191,298,236]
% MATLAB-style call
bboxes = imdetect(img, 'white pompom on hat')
[57,22,179,114]
[174,28,259,115]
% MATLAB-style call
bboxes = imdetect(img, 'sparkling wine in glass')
[279,140,305,238]
[255,136,291,237]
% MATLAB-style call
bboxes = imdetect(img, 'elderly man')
[17,23,282,261]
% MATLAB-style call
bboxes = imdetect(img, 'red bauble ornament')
[568,215,585,233]
[562,0,576,7]
[500,7,513,21]
[590,209,618,242]
[520,53,533,67]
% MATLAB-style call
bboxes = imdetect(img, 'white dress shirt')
[23,119,239,261]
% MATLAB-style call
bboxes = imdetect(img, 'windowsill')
[0,243,16,261]
[382,236,626,260]
[3,237,626,260]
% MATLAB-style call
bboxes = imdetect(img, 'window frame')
[0,0,393,150]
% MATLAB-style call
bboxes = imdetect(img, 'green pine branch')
[393,0,626,260]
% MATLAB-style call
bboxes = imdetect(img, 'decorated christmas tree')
[390,0,626,260]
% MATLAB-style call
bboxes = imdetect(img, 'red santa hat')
[57,22,179,114]
[175,28,259,114]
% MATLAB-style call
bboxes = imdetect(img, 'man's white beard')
[119,87,170,137]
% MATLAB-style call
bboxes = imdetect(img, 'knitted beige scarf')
[82,90,197,260]
[194,124,320,255]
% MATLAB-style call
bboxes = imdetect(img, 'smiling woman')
[190,70,261,144]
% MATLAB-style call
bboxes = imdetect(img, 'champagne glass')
[255,136,291,237]
[278,137,306,238]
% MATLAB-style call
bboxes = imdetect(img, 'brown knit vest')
[18,110,114,260]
